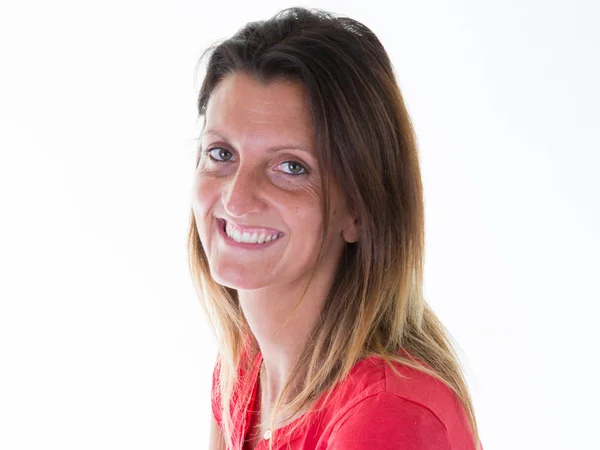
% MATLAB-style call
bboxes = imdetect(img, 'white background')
[1,1,598,449]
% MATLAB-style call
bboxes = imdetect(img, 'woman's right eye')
[207,147,233,162]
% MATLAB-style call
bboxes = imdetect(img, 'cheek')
[286,178,319,209]
[281,184,324,237]
[194,170,221,202]
[192,176,220,234]
[292,179,321,209]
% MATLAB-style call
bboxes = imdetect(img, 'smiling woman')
[193,73,347,292]
[188,7,482,450]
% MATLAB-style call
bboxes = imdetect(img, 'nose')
[222,166,266,218]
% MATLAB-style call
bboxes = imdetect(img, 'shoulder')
[327,392,450,449]
[211,344,262,429]
[320,354,476,449]
[210,354,223,426]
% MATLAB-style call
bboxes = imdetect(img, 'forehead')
[203,72,314,148]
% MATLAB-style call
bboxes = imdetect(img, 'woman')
[189,7,482,450]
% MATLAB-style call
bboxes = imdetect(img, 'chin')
[210,266,267,291]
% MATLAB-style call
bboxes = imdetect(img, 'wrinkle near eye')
[274,174,322,202]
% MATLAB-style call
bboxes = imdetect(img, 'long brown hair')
[188,7,481,449]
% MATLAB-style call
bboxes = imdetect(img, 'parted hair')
[188,7,481,449]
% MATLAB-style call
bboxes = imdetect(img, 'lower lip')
[216,219,282,250]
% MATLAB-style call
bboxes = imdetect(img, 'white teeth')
[224,221,281,244]
[233,229,242,242]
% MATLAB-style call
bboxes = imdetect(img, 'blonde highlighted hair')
[188,7,481,449]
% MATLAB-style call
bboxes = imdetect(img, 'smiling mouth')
[217,219,284,245]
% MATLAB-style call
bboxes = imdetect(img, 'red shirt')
[212,349,480,449]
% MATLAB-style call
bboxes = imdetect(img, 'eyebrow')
[202,129,314,156]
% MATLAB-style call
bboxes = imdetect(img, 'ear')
[341,215,360,244]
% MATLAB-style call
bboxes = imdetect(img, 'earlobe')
[342,217,360,243]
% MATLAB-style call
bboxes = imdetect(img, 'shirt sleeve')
[328,393,451,450]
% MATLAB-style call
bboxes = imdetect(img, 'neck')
[238,269,334,408]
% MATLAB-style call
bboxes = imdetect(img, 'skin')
[192,72,360,446]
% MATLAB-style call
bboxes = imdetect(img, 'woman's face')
[192,72,358,291]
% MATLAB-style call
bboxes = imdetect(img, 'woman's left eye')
[276,161,307,175]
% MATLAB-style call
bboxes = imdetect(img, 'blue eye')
[278,161,307,175]
[207,147,233,161]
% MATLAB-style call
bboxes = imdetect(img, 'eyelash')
[204,147,309,176]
